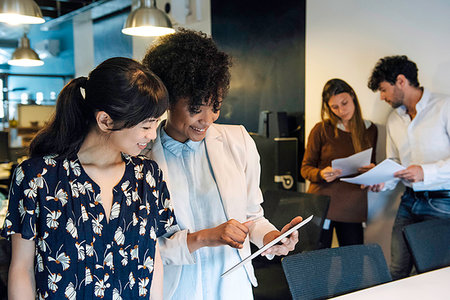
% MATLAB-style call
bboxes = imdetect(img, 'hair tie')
[79,76,88,99]
[80,87,86,99]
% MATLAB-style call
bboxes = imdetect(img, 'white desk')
[332,266,450,299]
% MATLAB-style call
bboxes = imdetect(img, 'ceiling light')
[0,0,45,25]
[122,0,175,37]
[8,33,44,67]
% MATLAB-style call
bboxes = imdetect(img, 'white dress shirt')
[385,88,450,191]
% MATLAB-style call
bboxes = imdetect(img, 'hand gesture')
[320,167,342,182]
[188,219,251,253]
[394,165,424,183]
[260,216,303,256]
[358,163,375,173]
[361,182,385,192]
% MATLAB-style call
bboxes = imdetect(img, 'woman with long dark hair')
[301,78,378,248]
[1,57,174,299]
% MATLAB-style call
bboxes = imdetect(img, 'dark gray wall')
[211,0,306,133]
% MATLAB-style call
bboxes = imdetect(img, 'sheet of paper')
[332,148,373,177]
[340,158,405,185]
[221,215,313,278]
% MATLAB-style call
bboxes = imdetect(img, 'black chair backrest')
[403,218,450,273]
[281,244,392,300]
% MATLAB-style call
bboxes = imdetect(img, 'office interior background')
[1,0,450,266]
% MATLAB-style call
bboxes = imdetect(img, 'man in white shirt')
[367,55,450,280]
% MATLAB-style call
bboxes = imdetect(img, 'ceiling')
[0,0,130,41]
[0,0,102,43]
[0,0,129,65]
[36,0,98,19]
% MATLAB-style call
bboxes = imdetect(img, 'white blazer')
[142,122,277,299]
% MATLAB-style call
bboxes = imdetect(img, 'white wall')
[73,12,95,77]
[306,0,450,261]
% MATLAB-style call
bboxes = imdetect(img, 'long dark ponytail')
[29,57,168,158]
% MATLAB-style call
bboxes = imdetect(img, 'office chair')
[252,191,330,300]
[403,218,450,273]
[262,190,330,253]
[281,244,392,300]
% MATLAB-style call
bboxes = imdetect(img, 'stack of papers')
[332,148,373,177]
[340,159,405,185]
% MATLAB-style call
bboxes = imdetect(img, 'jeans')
[390,188,450,280]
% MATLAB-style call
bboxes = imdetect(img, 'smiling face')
[378,81,404,108]
[327,92,356,124]
[110,118,160,156]
[165,98,221,142]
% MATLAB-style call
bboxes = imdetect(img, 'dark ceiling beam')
[35,0,86,9]
[35,0,99,19]
[51,0,93,3]
[40,5,83,12]
[0,40,18,48]
[41,11,57,18]
[35,0,93,4]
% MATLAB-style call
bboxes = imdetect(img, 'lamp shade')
[0,0,45,25]
[122,0,175,37]
[8,33,44,67]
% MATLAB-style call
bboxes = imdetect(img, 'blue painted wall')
[93,11,133,65]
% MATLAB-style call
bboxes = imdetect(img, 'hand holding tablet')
[221,215,313,277]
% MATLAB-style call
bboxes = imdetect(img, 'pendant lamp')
[0,0,45,25]
[122,0,175,37]
[8,33,44,67]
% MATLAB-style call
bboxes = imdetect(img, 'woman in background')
[301,78,377,248]
[2,57,174,299]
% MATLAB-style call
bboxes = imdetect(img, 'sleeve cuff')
[249,218,278,249]
[421,163,437,185]
[265,254,275,260]
[158,229,196,265]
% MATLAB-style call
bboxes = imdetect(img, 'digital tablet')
[221,215,313,277]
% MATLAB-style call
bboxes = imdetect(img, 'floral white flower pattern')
[1,155,175,299]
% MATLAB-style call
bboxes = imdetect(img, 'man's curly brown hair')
[142,28,232,114]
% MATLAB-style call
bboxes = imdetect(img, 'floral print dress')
[1,154,175,299]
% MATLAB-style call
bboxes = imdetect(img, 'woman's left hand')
[260,216,303,256]
[358,163,375,173]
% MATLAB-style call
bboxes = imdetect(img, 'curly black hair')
[368,55,420,91]
[142,28,232,113]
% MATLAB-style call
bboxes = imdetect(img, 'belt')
[406,187,450,198]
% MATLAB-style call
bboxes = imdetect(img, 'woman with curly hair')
[301,78,378,249]
[2,57,175,299]
[141,29,302,299]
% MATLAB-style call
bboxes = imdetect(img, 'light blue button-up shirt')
[160,128,253,299]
